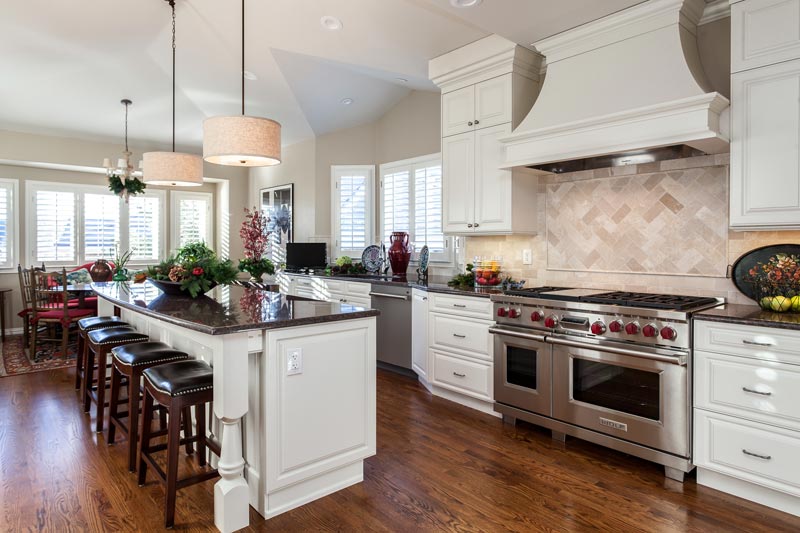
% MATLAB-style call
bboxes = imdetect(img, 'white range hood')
[501,0,730,170]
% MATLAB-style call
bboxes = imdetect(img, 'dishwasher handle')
[369,291,409,301]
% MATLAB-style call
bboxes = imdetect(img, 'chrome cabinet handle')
[742,386,771,396]
[467,121,473,126]
[474,119,480,125]
[453,372,466,377]
[368,292,408,300]
[453,304,467,308]
[467,223,474,228]
[474,223,480,228]
[742,339,774,347]
[742,449,772,460]
[453,333,466,339]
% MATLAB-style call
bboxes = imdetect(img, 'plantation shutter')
[84,193,120,261]
[0,183,13,268]
[382,169,411,246]
[177,196,210,248]
[34,189,77,263]
[333,167,373,255]
[128,195,161,261]
[414,163,446,257]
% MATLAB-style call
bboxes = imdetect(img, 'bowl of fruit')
[748,253,800,313]
[474,259,503,287]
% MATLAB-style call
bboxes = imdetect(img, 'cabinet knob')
[467,121,473,126]
[474,119,480,125]
[467,223,473,228]
[474,223,480,228]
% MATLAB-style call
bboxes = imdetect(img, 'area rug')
[0,335,77,377]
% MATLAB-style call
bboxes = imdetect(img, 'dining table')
[48,283,96,308]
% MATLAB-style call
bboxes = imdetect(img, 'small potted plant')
[113,246,132,281]
[239,207,275,281]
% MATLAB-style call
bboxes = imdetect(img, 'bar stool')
[83,326,148,433]
[76,315,129,391]
[107,342,190,472]
[138,359,220,529]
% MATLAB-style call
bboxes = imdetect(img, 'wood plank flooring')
[1,367,799,532]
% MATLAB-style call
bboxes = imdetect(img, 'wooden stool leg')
[137,390,155,487]
[82,343,94,413]
[107,365,122,444]
[127,371,141,472]
[95,348,108,433]
[182,407,194,455]
[75,332,84,390]
[196,403,207,467]
[164,400,183,529]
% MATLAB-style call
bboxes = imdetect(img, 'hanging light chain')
[171,0,176,152]
[123,100,129,153]
[242,0,245,116]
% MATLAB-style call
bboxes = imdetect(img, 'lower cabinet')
[694,320,800,517]
[411,289,430,387]
[277,274,371,308]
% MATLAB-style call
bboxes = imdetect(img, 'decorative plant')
[447,263,475,288]
[147,242,238,298]
[108,173,146,202]
[747,253,800,312]
[113,245,133,281]
[238,207,275,280]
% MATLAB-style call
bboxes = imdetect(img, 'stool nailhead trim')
[114,354,189,368]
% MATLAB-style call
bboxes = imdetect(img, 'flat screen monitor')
[285,243,327,270]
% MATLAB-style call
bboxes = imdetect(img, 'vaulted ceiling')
[0,0,643,152]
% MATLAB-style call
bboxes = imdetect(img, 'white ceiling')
[0,0,644,152]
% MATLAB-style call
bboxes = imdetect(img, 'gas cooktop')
[502,286,719,311]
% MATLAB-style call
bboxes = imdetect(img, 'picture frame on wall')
[260,183,293,265]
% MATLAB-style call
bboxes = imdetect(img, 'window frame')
[0,178,19,272]
[331,165,375,259]
[125,189,167,266]
[170,190,214,253]
[379,153,453,264]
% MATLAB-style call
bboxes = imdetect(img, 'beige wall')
[0,129,248,330]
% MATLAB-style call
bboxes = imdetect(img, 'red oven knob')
[497,307,508,317]
[660,326,677,340]
[508,309,521,319]
[530,311,543,322]
[590,321,606,335]
[544,315,558,328]
[609,320,623,333]
[642,324,658,338]
[624,322,639,335]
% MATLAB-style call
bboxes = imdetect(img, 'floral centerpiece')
[239,207,275,281]
[146,242,238,298]
[747,252,800,312]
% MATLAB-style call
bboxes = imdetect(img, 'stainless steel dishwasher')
[369,283,412,371]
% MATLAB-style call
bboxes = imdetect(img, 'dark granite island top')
[92,281,379,336]
[694,303,800,332]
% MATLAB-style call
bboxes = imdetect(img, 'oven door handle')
[488,327,546,343]
[547,337,687,366]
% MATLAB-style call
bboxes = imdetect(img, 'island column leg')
[213,334,250,533]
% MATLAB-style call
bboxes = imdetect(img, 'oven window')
[572,359,660,421]
[506,346,537,390]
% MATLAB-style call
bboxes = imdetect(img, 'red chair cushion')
[33,307,95,327]
[17,307,32,318]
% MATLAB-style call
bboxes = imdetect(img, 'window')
[380,154,451,263]
[171,191,213,251]
[332,165,374,258]
[0,179,19,270]
[27,182,166,266]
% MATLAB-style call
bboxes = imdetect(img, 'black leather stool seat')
[112,342,189,367]
[88,326,148,346]
[78,315,128,332]
[143,360,213,397]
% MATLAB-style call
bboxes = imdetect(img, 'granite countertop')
[694,303,800,331]
[92,281,379,335]
[279,272,500,298]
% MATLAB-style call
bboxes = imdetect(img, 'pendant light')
[143,0,203,186]
[202,0,281,167]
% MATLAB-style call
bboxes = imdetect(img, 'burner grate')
[503,286,570,297]
[579,291,718,311]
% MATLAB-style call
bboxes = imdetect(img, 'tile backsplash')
[465,154,800,305]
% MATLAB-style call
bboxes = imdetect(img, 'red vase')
[388,232,411,276]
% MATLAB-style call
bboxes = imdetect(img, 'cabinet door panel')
[442,86,475,137]
[474,123,512,233]
[474,74,512,130]
[732,0,800,72]
[442,132,475,233]
[411,290,429,381]
[731,59,800,227]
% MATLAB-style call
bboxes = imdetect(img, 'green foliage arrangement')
[447,263,475,288]
[147,242,238,298]
[108,174,146,201]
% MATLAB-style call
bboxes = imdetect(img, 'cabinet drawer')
[732,0,800,72]
[430,313,491,360]
[325,280,345,293]
[431,350,491,400]
[695,350,800,431]
[694,320,800,365]
[345,282,372,296]
[430,292,492,319]
[694,410,800,497]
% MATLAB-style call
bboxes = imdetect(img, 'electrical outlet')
[287,348,303,376]
[522,249,533,265]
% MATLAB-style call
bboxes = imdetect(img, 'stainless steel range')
[489,287,723,482]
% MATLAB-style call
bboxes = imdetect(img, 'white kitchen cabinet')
[441,75,513,138]
[732,0,800,73]
[441,85,475,137]
[279,274,372,308]
[411,289,430,388]
[442,132,475,231]
[694,319,800,516]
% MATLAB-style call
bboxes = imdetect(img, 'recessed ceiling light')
[320,16,343,30]
[395,77,408,83]
[450,0,482,7]
[340,98,354,106]
[243,70,258,80]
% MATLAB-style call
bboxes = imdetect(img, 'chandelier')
[103,99,146,200]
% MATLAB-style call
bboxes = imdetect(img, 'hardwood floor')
[1,367,799,532]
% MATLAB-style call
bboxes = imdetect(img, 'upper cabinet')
[430,35,543,235]
[730,0,800,229]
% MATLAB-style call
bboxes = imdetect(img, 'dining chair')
[17,263,45,348]
[30,269,95,360]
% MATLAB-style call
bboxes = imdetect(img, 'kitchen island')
[92,282,378,533]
